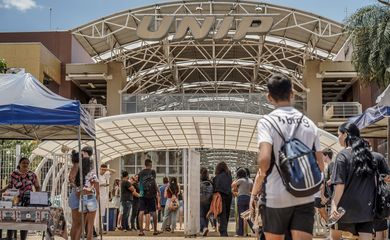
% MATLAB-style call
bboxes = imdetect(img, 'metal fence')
[323,102,362,121]
[82,104,107,118]
[122,93,306,115]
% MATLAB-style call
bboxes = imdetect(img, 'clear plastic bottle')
[326,207,346,227]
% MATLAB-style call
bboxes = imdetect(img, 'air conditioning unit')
[6,68,25,74]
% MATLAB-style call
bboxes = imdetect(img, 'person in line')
[213,161,233,237]
[330,122,376,240]
[200,167,213,236]
[95,164,116,234]
[372,151,390,240]
[178,186,185,230]
[68,146,98,240]
[130,174,141,231]
[315,148,334,222]
[138,159,161,236]
[232,168,253,237]
[69,147,99,240]
[161,177,180,233]
[121,171,135,232]
[0,157,41,240]
[159,177,169,223]
[253,74,324,240]
[111,178,121,229]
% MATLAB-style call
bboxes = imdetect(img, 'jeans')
[130,199,139,229]
[161,199,178,231]
[121,200,132,230]
[200,202,210,231]
[237,195,251,236]
[6,230,27,240]
[218,192,232,237]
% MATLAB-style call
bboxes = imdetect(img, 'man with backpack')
[252,74,324,240]
[138,159,161,236]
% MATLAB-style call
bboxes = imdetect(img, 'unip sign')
[137,16,273,41]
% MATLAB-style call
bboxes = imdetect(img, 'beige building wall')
[107,62,126,116]
[303,59,322,125]
[0,43,61,84]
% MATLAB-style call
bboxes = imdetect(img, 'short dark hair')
[145,159,152,167]
[267,74,292,102]
[236,168,247,179]
[101,164,108,168]
[122,171,129,178]
[200,167,209,181]
[81,146,93,156]
[322,148,333,159]
[163,176,169,184]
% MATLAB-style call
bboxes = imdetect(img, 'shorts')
[69,190,79,210]
[79,194,98,213]
[262,202,315,235]
[139,197,157,213]
[332,221,373,235]
[374,219,388,232]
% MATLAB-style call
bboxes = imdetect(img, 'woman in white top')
[232,168,253,237]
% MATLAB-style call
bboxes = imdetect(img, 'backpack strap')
[291,114,305,139]
[261,116,286,143]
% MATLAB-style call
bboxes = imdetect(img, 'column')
[107,62,126,116]
[303,59,322,125]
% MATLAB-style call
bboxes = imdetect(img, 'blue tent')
[0,73,95,140]
[350,105,390,130]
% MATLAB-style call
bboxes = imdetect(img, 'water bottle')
[326,207,346,227]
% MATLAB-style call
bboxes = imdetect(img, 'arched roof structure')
[32,111,343,163]
[72,0,348,96]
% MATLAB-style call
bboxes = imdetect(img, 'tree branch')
[378,0,390,6]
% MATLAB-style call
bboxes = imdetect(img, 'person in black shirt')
[213,161,233,237]
[330,122,376,240]
[138,159,161,236]
[121,171,134,231]
[372,152,390,240]
[130,174,140,231]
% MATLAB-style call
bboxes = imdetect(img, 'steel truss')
[72,0,347,96]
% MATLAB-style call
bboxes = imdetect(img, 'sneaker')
[124,229,127,232]
[202,228,209,237]
[138,232,145,236]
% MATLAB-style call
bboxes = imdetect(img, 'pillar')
[107,62,126,116]
[303,59,322,125]
[183,149,200,236]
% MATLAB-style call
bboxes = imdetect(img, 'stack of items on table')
[0,189,51,223]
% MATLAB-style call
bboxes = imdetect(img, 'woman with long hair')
[161,177,180,233]
[69,147,99,240]
[330,122,376,240]
[213,161,233,237]
[232,168,253,236]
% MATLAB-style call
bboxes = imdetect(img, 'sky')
[0,0,376,32]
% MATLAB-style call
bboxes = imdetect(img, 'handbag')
[168,187,179,211]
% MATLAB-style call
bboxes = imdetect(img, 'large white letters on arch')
[136,16,273,41]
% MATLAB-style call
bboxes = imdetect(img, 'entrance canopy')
[33,111,342,163]
[71,0,348,97]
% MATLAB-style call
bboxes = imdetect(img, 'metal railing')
[323,102,362,121]
[82,104,107,119]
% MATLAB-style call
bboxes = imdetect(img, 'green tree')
[0,58,7,73]
[345,4,390,87]
[0,140,39,158]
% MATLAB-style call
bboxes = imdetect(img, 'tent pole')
[78,126,85,240]
[388,118,390,165]
[94,140,103,240]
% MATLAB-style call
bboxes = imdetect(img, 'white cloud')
[1,0,37,11]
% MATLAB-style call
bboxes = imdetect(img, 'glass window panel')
[156,167,166,174]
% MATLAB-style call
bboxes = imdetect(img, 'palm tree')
[345,5,390,87]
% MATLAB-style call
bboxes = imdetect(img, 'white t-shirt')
[99,171,111,201]
[257,107,321,208]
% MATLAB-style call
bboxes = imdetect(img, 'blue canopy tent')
[350,85,390,157]
[0,73,97,239]
[0,73,95,140]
